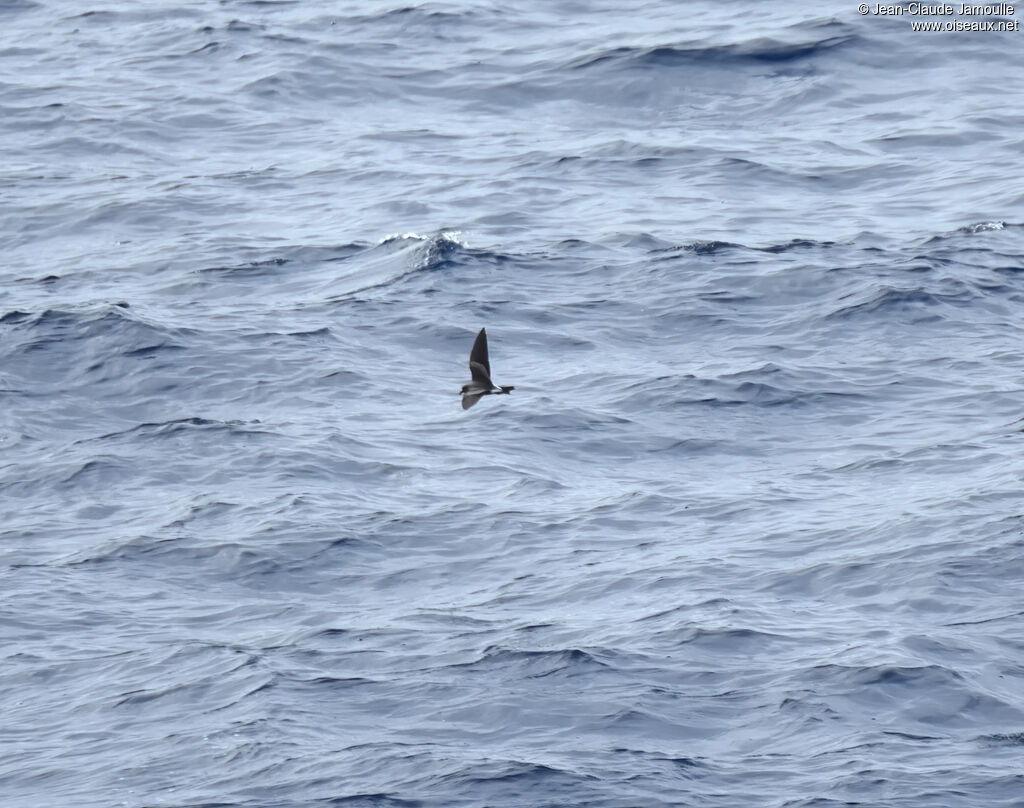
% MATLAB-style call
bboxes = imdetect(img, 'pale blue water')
[3,2,1024,807]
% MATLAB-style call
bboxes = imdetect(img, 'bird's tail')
[499,386,514,394]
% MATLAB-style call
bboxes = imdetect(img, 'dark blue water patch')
[319,795,424,808]
[87,416,269,443]
[340,3,475,32]
[644,238,847,269]
[981,732,1024,745]
[5,304,186,354]
[0,0,43,15]
[365,5,466,21]
[0,306,203,412]
[782,660,1024,734]
[60,456,138,487]
[826,283,977,320]
[433,761,603,808]
[612,367,869,412]
[455,646,611,680]
[920,222,1024,277]
[568,32,856,73]
[759,238,835,254]
[57,520,341,578]
[199,256,292,276]
[122,341,188,359]
[674,627,794,655]
[188,233,517,301]
[648,239,745,258]
[946,609,1024,629]
[66,9,120,22]
[534,142,718,176]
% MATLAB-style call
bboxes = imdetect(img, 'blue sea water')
[3,1,1024,806]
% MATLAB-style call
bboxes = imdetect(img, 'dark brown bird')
[460,328,514,410]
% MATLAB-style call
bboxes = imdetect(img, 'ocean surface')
[3,1,1024,806]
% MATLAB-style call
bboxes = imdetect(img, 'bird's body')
[460,328,514,410]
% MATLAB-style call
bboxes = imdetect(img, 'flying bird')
[460,328,514,410]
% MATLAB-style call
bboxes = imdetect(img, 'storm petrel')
[460,328,514,410]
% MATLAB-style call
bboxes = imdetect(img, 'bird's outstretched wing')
[462,393,484,410]
[469,360,493,387]
[469,328,490,376]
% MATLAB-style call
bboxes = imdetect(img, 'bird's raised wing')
[469,328,490,376]
[469,360,493,386]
